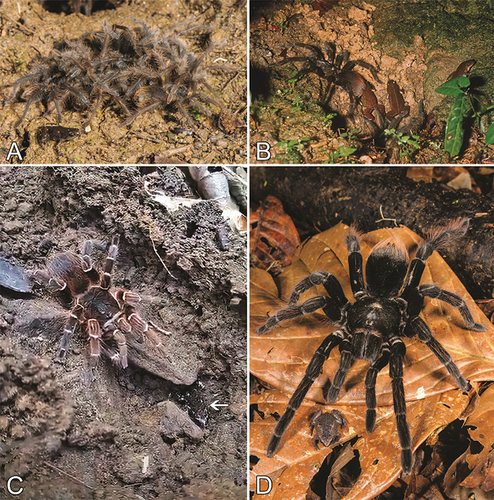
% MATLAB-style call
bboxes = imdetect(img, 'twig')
[149,231,178,280]
[44,461,94,490]
[375,205,398,226]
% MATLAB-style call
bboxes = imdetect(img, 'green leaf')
[486,123,494,145]
[436,76,470,96]
[444,94,467,157]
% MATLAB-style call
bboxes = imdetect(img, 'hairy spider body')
[272,41,382,120]
[40,235,160,369]
[256,219,486,474]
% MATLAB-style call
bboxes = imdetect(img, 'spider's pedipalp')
[55,309,81,363]
[112,328,128,368]
[87,317,103,366]
[324,340,353,403]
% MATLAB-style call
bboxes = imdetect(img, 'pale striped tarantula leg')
[87,318,103,367]
[55,302,84,363]
[101,235,119,290]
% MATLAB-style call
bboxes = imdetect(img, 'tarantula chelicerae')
[5,19,229,129]
[256,219,486,474]
[272,41,382,119]
[38,235,165,369]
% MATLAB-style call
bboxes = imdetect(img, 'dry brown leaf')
[250,389,469,500]
[406,167,482,193]
[250,195,301,271]
[461,385,494,490]
[250,223,494,499]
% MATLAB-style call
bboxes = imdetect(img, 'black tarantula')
[256,219,486,474]
[272,41,382,114]
[38,235,164,369]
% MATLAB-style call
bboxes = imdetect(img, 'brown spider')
[37,235,165,369]
[271,41,384,125]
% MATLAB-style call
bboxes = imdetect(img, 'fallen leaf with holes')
[250,223,494,499]
[461,385,494,491]
[250,195,301,271]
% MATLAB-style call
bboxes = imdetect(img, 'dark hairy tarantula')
[272,41,382,118]
[256,219,486,474]
[37,235,165,369]
[5,19,228,128]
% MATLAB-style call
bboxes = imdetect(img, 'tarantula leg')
[389,343,413,475]
[114,289,141,306]
[346,227,365,298]
[101,235,119,290]
[112,329,128,368]
[87,318,103,367]
[365,347,391,432]
[406,316,469,391]
[418,284,487,332]
[288,271,349,312]
[324,338,353,403]
[256,295,342,336]
[80,255,100,284]
[266,332,343,457]
[400,218,469,301]
[55,304,83,363]
[349,60,383,84]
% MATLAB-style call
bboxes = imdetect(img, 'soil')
[250,0,494,164]
[0,166,247,499]
[0,0,247,164]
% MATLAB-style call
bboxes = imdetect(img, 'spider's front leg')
[266,332,343,457]
[256,294,343,336]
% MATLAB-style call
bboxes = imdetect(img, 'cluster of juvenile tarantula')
[5,18,228,128]
[256,219,486,474]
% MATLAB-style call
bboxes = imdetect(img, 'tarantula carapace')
[272,41,383,121]
[255,219,486,474]
[38,235,164,369]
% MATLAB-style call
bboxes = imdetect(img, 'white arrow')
[210,400,228,411]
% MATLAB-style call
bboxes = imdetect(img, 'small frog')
[36,125,80,156]
[447,59,476,81]
[310,409,347,450]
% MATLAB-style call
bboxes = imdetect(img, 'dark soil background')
[0,166,247,499]
[0,0,247,164]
